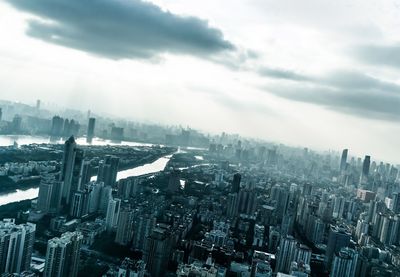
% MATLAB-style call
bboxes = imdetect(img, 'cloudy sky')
[0,0,400,163]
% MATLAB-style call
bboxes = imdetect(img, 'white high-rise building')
[0,219,36,274]
[86,181,104,214]
[44,232,83,277]
[330,247,358,277]
[105,198,121,231]
[276,236,297,273]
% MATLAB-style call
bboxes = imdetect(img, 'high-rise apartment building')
[143,224,172,277]
[60,136,77,204]
[330,247,358,277]
[325,225,351,267]
[360,155,371,185]
[37,174,63,213]
[0,219,36,274]
[115,206,134,246]
[105,198,121,231]
[51,116,64,137]
[44,232,83,277]
[132,213,156,251]
[340,149,348,172]
[86,117,96,143]
[97,155,119,187]
[276,236,297,273]
[232,173,241,193]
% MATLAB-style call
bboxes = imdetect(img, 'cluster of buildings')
[0,99,212,148]
[1,121,400,277]
[0,160,56,177]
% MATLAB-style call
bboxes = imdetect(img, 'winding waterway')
[0,154,172,206]
[0,135,170,206]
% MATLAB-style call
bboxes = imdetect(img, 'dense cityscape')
[1,0,400,276]
[0,99,399,277]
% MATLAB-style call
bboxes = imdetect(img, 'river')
[0,135,156,147]
[0,135,171,206]
[0,154,172,206]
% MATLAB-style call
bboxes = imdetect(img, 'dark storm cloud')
[258,67,311,81]
[263,70,400,121]
[6,0,234,59]
[353,44,400,68]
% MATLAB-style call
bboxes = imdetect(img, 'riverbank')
[0,142,175,193]
[0,151,176,207]
[110,147,175,173]
[0,175,41,194]
[0,199,31,219]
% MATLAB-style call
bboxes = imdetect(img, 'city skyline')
[0,97,397,165]
[1,1,400,276]
[0,0,399,163]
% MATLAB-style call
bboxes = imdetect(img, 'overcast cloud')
[353,44,400,69]
[5,0,234,59]
[262,69,400,121]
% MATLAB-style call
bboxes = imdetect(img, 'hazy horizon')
[1,0,399,163]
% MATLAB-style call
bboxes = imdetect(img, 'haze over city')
[1,0,400,163]
[1,1,400,277]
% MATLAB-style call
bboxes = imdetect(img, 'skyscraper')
[330,247,358,277]
[360,155,371,183]
[226,193,239,218]
[99,185,112,215]
[325,225,351,267]
[51,116,64,137]
[64,119,80,137]
[105,198,121,231]
[276,236,297,273]
[293,244,312,266]
[378,215,400,246]
[340,149,348,172]
[37,174,63,214]
[63,148,85,205]
[143,224,172,277]
[232,173,241,193]
[392,192,400,214]
[238,186,257,215]
[63,119,71,137]
[37,179,53,213]
[86,117,96,143]
[97,155,119,187]
[69,191,89,218]
[0,219,36,274]
[115,206,134,246]
[78,159,92,192]
[44,232,83,277]
[86,181,104,214]
[362,155,371,177]
[60,136,77,203]
[69,148,85,197]
[132,213,156,251]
